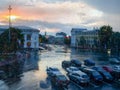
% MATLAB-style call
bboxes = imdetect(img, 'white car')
[112,65,120,71]
[66,66,80,73]
[67,71,90,86]
[109,58,120,64]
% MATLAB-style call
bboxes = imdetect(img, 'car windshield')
[75,60,81,64]
[51,68,59,71]
[103,72,111,77]
[82,75,88,78]
[57,75,67,80]
[71,68,79,71]
[92,71,100,77]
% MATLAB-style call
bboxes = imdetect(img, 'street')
[6,45,120,90]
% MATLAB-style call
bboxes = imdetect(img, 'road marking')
[71,81,84,90]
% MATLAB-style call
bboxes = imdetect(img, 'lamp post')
[8,5,12,43]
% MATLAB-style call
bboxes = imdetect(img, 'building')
[55,32,67,44]
[47,35,55,44]
[0,25,39,49]
[71,28,99,48]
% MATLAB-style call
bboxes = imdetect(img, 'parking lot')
[8,46,120,90]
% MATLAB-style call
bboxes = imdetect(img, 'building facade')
[55,32,66,44]
[0,26,39,49]
[71,28,99,48]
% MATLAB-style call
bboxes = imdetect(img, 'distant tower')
[45,31,47,36]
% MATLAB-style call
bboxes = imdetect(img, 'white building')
[55,32,66,44]
[71,28,99,48]
[0,26,40,49]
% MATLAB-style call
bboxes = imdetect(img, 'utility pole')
[8,5,12,43]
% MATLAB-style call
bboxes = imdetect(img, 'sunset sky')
[0,0,120,35]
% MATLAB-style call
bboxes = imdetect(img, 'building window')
[27,34,31,40]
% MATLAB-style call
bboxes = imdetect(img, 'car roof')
[69,66,78,69]
[84,68,96,72]
[72,71,87,75]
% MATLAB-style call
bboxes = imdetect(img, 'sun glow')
[6,15,19,21]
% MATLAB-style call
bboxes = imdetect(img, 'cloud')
[83,0,120,14]
[0,0,120,35]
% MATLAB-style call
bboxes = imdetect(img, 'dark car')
[84,59,95,66]
[62,61,71,69]
[71,59,82,67]
[51,73,69,88]
[67,71,89,86]
[81,68,103,84]
[46,67,60,77]
[92,66,113,82]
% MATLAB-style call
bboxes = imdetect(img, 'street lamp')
[8,5,12,43]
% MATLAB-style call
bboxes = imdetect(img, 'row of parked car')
[62,59,120,85]
[46,58,120,88]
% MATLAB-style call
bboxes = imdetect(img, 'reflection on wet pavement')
[4,45,120,90]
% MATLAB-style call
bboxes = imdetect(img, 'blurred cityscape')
[0,1,120,90]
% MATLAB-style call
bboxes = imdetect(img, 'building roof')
[71,28,87,32]
[0,25,39,32]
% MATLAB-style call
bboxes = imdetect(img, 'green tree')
[64,36,71,45]
[111,32,120,54]
[99,25,113,50]
[39,34,48,43]
[0,27,24,53]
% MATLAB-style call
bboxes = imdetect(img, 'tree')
[39,34,48,43]
[99,25,113,50]
[0,27,24,53]
[111,32,120,54]
[64,36,71,45]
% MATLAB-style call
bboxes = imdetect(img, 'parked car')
[81,68,103,84]
[62,61,71,69]
[66,66,80,73]
[109,58,120,64]
[103,65,120,80]
[51,73,69,88]
[112,65,120,71]
[67,71,89,86]
[102,66,113,73]
[92,66,113,82]
[84,59,95,66]
[71,59,82,67]
[46,67,60,77]
[111,65,120,79]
